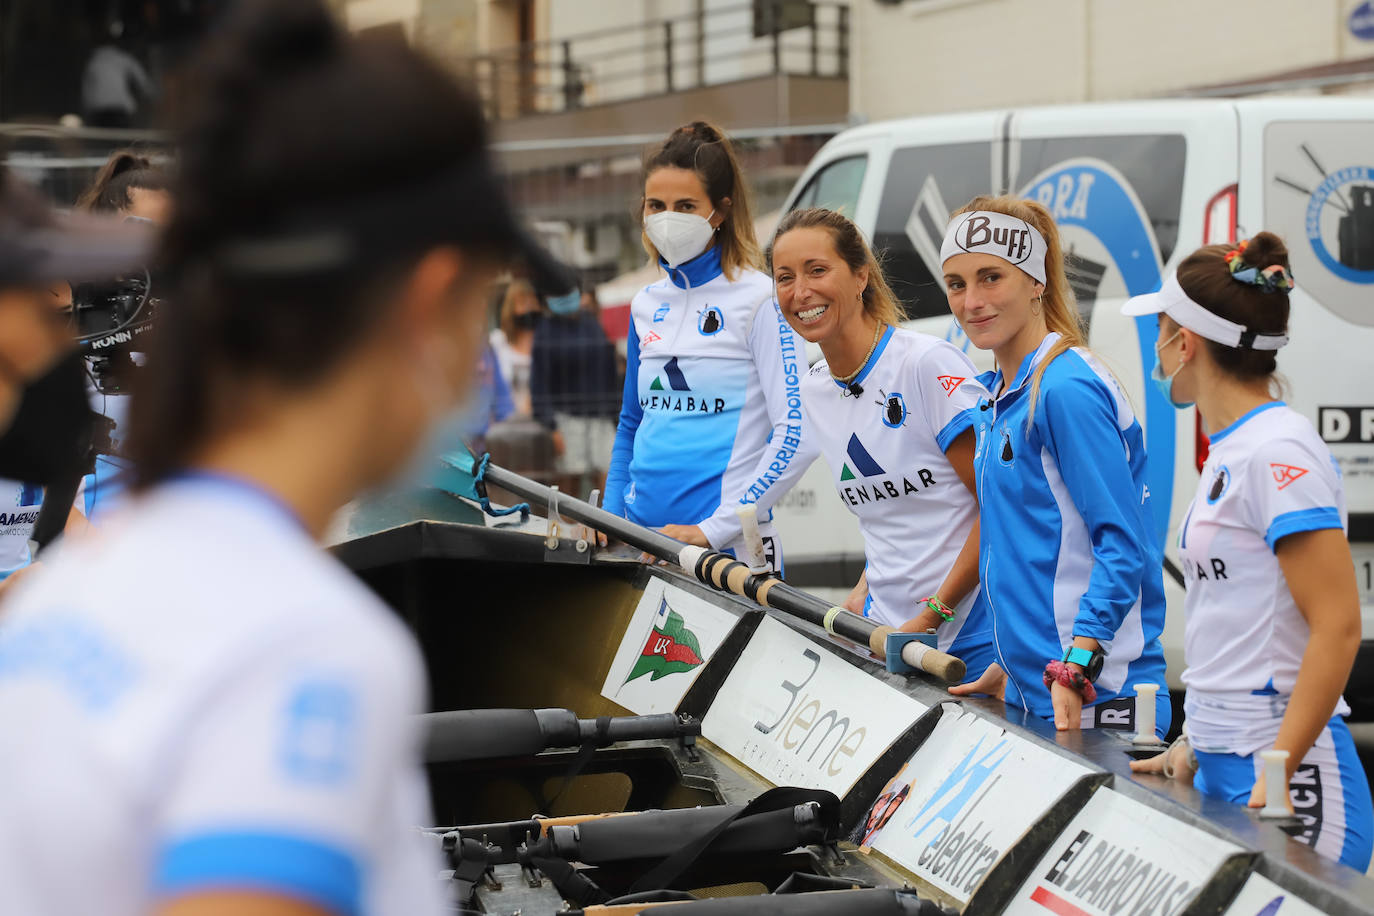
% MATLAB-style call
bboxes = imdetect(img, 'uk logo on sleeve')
[1270,462,1309,490]
[938,375,966,397]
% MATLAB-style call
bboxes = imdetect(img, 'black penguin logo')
[1207,466,1230,504]
[999,428,1014,464]
[698,306,723,335]
[885,396,903,427]
[874,389,906,428]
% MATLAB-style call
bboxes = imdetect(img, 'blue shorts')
[1194,716,1374,871]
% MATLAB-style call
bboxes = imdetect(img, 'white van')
[770,99,1374,714]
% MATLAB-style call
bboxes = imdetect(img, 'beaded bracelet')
[920,595,954,623]
[1043,659,1097,704]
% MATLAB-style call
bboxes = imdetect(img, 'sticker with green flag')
[603,578,739,715]
[625,597,704,684]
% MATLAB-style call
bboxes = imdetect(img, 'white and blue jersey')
[0,476,444,916]
[604,246,810,563]
[800,326,994,681]
[0,480,44,578]
[1178,401,1372,870]
[973,332,1170,733]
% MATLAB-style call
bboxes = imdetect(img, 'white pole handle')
[1259,749,1291,819]
[735,505,769,573]
[1132,683,1161,745]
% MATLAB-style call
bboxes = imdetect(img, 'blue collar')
[661,245,723,289]
[831,324,896,391]
[1208,400,1285,444]
[992,332,1060,397]
[166,470,308,532]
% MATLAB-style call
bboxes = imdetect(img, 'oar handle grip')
[536,811,634,837]
[869,625,966,683]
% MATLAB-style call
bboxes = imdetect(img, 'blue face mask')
[546,290,582,316]
[1150,329,1193,408]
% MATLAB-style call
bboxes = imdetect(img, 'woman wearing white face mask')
[1125,233,1372,870]
[0,3,569,914]
[602,121,810,569]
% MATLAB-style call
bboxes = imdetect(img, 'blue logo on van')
[1022,159,1173,546]
[1306,166,1374,283]
[1350,1,1374,40]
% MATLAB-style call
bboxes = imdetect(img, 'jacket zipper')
[666,267,693,352]
[980,386,1028,712]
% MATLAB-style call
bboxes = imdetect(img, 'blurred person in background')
[1127,234,1371,870]
[0,164,152,597]
[81,21,155,128]
[530,284,618,497]
[941,196,1170,737]
[75,149,173,223]
[73,149,173,521]
[0,3,566,915]
[602,121,809,571]
[491,277,542,416]
[463,340,515,457]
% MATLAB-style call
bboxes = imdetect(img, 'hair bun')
[686,121,721,143]
[1240,231,1289,271]
[227,0,341,78]
[107,152,152,178]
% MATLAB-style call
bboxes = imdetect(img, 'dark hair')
[640,120,761,279]
[1172,231,1290,379]
[75,149,169,213]
[768,207,905,327]
[127,0,495,488]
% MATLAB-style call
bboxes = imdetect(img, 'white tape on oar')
[1259,749,1291,818]
[677,544,708,574]
[734,505,769,573]
[823,606,845,635]
[899,639,938,669]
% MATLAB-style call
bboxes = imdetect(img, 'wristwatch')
[1062,646,1106,682]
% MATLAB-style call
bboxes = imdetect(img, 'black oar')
[422,708,700,764]
[561,888,949,915]
[436,450,964,683]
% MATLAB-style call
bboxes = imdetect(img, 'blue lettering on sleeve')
[280,678,357,786]
[0,615,138,711]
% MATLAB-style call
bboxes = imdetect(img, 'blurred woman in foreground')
[0,2,564,914]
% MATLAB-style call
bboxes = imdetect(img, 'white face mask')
[644,209,716,268]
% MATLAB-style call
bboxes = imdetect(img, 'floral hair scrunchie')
[1224,238,1295,293]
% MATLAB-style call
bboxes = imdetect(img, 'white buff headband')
[1121,274,1288,350]
[939,210,1048,285]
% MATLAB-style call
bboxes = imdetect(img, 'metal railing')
[1,124,166,207]
[467,1,850,120]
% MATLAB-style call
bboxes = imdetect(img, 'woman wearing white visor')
[941,196,1170,736]
[1126,233,1372,870]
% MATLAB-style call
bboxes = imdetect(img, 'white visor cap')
[1121,273,1288,350]
[940,210,1048,285]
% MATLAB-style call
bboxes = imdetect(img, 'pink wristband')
[1043,659,1097,704]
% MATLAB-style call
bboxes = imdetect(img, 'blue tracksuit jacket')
[973,333,1170,729]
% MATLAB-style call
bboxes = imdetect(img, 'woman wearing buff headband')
[1126,234,1371,869]
[941,196,1170,736]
